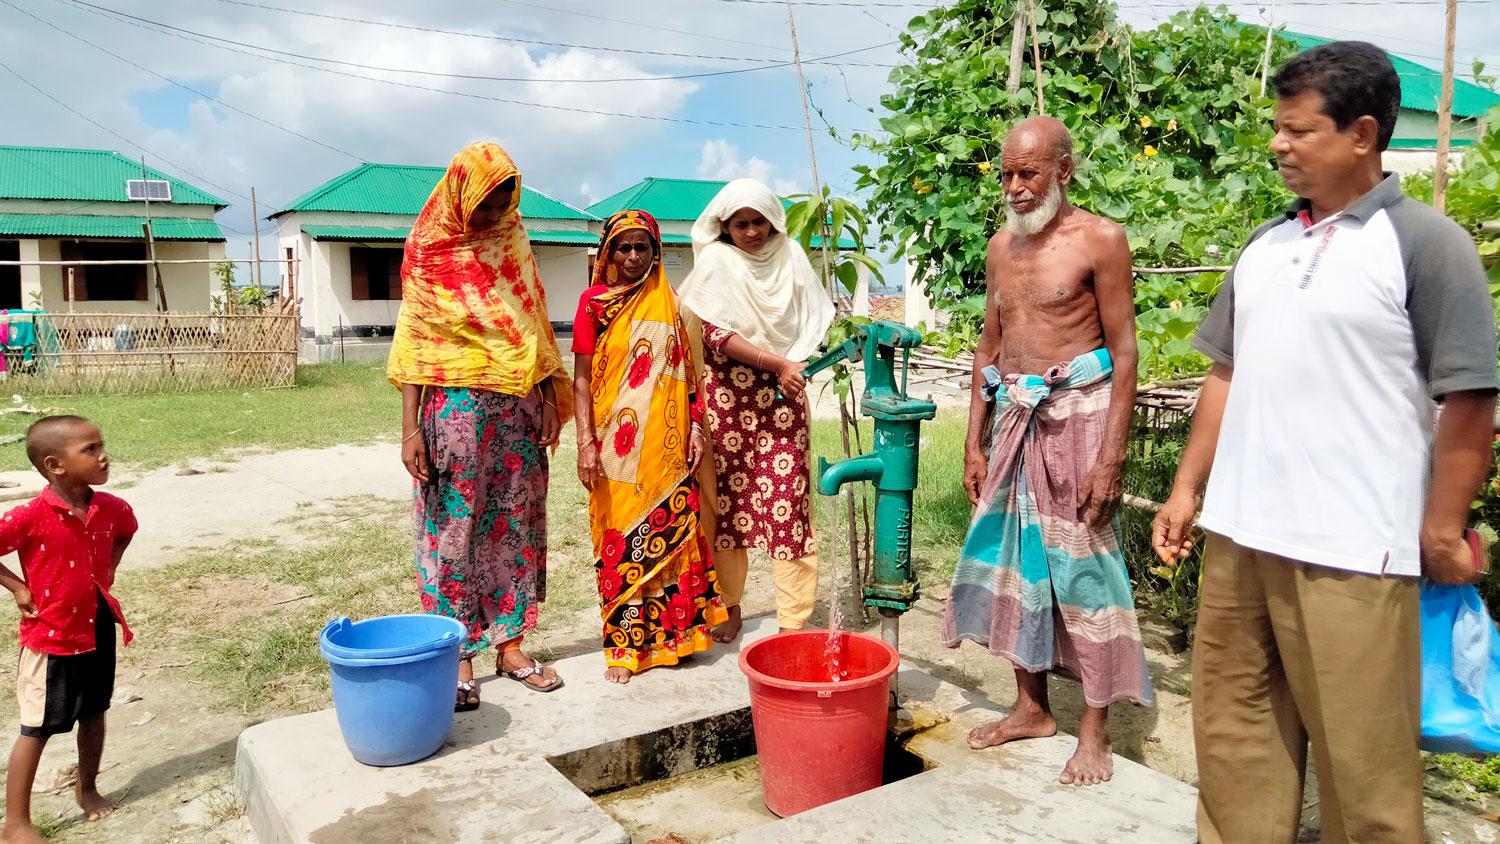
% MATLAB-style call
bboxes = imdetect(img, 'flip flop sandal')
[455,680,480,712]
[501,660,564,693]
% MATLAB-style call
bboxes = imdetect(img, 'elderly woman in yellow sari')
[570,210,728,684]
[388,142,572,711]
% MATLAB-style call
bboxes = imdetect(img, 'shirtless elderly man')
[942,116,1153,786]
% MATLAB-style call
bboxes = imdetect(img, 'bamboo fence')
[3,309,298,395]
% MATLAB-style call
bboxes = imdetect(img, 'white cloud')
[0,2,703,220]
[696,139,803,196]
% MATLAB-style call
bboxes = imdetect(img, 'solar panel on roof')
[125,179,172,202]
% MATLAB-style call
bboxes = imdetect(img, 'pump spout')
[817,454,884,497]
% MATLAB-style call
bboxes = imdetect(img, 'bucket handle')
[321,616,353,641]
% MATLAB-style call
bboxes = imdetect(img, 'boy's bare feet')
[711,606,742,643]
[604,666,632,685]
[1058,707,1112,786]
[0,821,49,843]
[966,707,1057,750]
[76,783,117,821]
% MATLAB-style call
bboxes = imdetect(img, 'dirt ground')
[0,439,1494,843]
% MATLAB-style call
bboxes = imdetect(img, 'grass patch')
[0,363,397,472]
[32,810,81,839]
[809,409,1193,633]
[810,411,973,585]
[106,477,599,718]
[1430,753,1500,794]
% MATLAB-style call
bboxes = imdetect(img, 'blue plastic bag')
[1420,581,1500,753]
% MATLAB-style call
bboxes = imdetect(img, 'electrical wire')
[39,0,854,133]
[0,58,255,206]
[63,0,897,84]
[492,0,789,53]
[2,0,365,162]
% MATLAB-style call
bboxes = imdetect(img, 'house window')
[61,241,148,302]
[349,247,401,301]
[0,241,19,310]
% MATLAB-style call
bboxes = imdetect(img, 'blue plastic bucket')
[319,614,465,766]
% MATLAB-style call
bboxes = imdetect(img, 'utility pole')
[1027,0,1044,114]
[784,0,833,298]
[1007,4,1026,93]
[1432,0,1458,212]
[251,186,264,294]
[140,157,168,312]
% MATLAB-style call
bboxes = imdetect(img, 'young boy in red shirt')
[0,416,135,843]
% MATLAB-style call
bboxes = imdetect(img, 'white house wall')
[16,238,222,314]
[279,210,604,337]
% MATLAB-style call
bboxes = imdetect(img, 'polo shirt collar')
[1284,172,1402,226]
[38,486,96,521]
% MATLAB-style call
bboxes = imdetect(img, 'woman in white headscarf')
[678,178,834,641]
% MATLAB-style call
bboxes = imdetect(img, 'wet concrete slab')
[235,617,1197,843]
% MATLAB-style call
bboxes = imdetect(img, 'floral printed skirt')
[414,386,547,656]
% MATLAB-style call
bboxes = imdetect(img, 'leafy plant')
[209,261,268,315]
[852,1,1298,378]
[1405,103,1500,311]
[785,187,885,298]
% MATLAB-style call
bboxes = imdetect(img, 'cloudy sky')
[1,0,1496,251]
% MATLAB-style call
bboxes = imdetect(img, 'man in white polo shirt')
[1152,42,1499,843]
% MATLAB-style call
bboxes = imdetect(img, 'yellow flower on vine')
[912,176,934,195]
[1139,115,1153,129]
[1167,118,1178,132]
[1144,145,1159,157]
[977,161,993,174]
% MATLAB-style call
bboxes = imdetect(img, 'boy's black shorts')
[17,592,116,738]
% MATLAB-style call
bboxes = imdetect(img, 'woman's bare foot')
[966,707,1057,750]
[76,784,117,821]
[711,606,742,643]
[1058,707,1113,786]
[605,666,632,685]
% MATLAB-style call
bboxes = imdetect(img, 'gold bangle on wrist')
[402,429,421,443]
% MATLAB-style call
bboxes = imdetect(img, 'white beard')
[1005,181,1063,236]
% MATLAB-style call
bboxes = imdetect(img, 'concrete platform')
[235,618,1197,843]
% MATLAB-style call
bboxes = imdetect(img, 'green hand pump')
[806,320,937,673]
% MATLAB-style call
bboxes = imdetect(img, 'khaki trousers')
[1192,535,1421,844]
[713,547,819,629]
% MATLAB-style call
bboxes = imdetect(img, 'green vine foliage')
[853,1,1301,378]
[1406,103,1500,295]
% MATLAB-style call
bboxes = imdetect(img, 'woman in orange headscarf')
[388,142,572,710]
[570,209,727,684]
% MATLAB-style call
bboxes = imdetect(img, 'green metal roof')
[587,178,853,246]
[1388,137,1476,149]
[302,225,409,241]
[1278,31,1500,119]
[276,164,596,221]
[0,213,224,241]
[302,224,598,246]
[525,230,599,246]
[0,146,226,208]
[587,177,744,221]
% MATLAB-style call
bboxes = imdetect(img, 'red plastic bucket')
[739,630,899,817]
